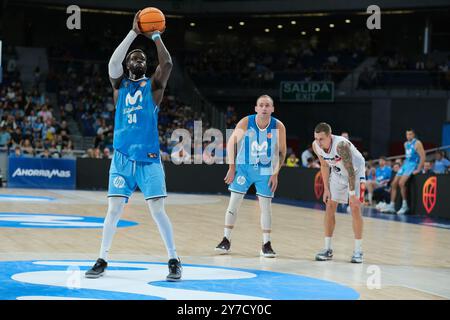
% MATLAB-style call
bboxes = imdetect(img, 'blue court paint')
[243,195,450,230]
[0,194,56,201]
[0,212,138,228]
[0,260,360,300]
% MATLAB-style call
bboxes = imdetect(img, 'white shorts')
[329,168,366,204]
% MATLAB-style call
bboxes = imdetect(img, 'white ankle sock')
[325,237,332,250]
[224,228,232,240]
[354,239,363,253]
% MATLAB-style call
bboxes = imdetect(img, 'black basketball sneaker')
[166,258,182,281]
[85,258,107,279]
[260,241,276,258]
[315,249,333,261]
[214,237,231,254]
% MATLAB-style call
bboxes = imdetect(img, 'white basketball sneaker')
[397,205,409,215]
[375,201,386,210]
[381,202,396,213]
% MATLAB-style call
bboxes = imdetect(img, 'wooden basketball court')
[0,188,449,300]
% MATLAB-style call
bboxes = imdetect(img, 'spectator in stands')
[341,131,349,139]
[422,161,435,175]
[61,146,76,159]
[10,146,23,158]
[301,145,314,167]
[93,147,102,159]
[82,148,95,158]
[37,105,53,122]
[286,153,300,167]
[21,139,34,157]
[0,126,11,148]
[366,156,392,206]
[39,148,51,158]
[103,147,112,159]
[307,157,320,169]
[433,151,450,174]
[9,127,22,147]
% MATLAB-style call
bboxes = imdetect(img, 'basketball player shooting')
[85,11,182,281]
[312,123,365,263]
[215,95,287,257]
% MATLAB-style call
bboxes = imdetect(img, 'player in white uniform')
[312,123,366,263]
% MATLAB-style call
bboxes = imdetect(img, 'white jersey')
[313,135,365,179]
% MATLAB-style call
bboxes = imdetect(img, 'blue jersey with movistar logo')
[404,138,419,164]
[236,114,278,168]
[113,77,160,162]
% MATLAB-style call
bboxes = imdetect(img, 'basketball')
[138,7,166,33]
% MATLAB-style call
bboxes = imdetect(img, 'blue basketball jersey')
[236,114,278,167]
[404,138,419,164]
[113,77,160,162]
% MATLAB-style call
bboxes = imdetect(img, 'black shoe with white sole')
[166,258,182,282]
[260,241,276,258]
[215,237,231,254]
[315,249,333,261]
[85,258,107,279]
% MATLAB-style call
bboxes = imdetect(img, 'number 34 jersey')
[113,77,160,162]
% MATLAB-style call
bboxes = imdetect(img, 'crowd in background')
[0,46,75,159]
[184,32,369,87]
[357,52,450,89]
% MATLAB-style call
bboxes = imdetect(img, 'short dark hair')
[379,156,387,161]
[406,128,415,133]
[314,122,332,135]
[126,48,146,63]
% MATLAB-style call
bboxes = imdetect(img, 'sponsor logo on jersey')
[125,90,143,106]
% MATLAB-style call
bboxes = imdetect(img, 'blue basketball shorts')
[228,164,274,198]
[108,150,167,201]
[396,161,418,177]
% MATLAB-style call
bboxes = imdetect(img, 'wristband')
[151,32,161,42]
[349,190,356,196]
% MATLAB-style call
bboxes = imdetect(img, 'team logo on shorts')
[236,176,246,185]
[113,176,126,189]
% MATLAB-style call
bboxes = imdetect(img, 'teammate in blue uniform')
[382,129,425,214]
[86,12,181,281]
[215,95,287,257]
[366,156,392,206]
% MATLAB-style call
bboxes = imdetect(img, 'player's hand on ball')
[224,168,235,185]
[323,189,331,204]
[143,30,163,39]
[132,11,142,34]
[268,174,278,193]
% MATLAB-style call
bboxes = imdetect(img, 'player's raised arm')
[149,31,173,106]
[108,11,141,92]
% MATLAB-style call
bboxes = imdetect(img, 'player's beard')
[130,64,146,79]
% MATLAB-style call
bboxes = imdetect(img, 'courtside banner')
[8,157,76,189]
